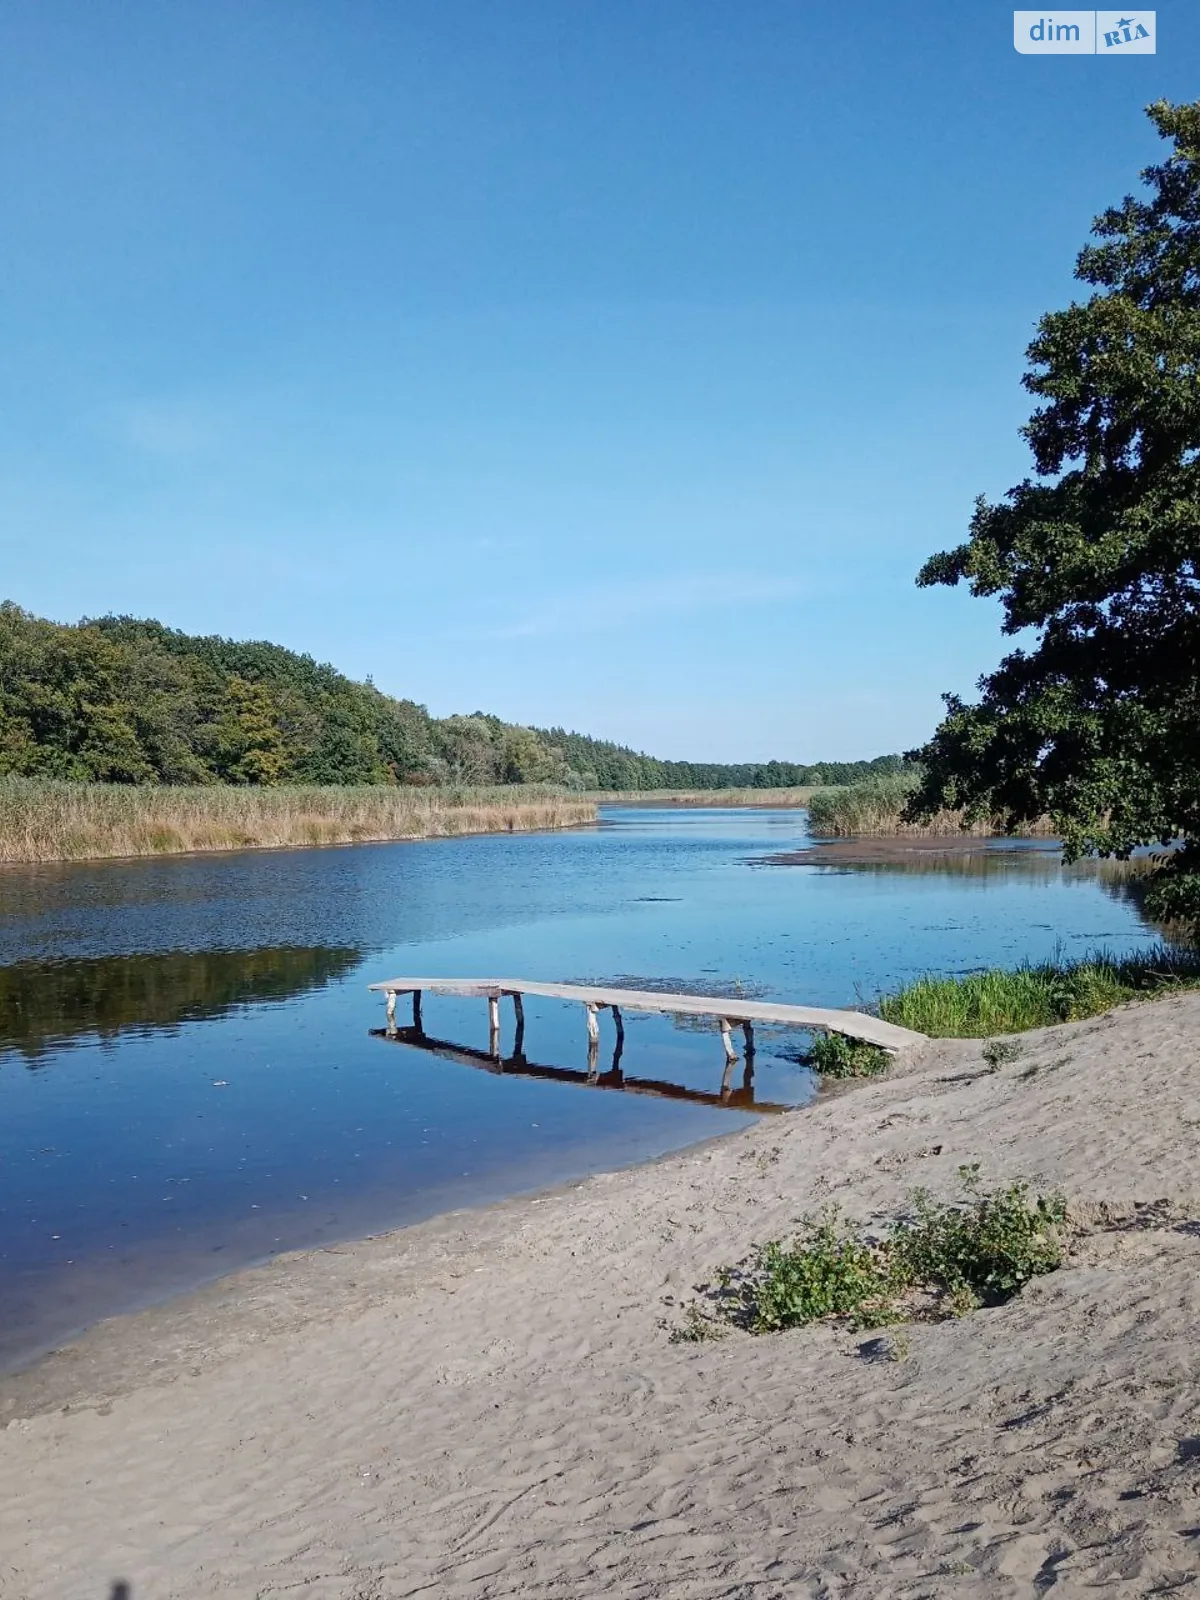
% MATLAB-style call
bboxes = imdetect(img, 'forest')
[0,603,903,791]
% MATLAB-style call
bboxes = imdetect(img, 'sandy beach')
[4,991,1200,1597]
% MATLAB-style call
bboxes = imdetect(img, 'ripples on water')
[0,806,1161,1369]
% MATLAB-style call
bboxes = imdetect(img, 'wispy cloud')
[102,397,227,460]
[478,572,809,640]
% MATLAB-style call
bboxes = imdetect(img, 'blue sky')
[1,3,1193,760]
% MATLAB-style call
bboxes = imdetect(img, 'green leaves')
[910,102,1200,897]
[690,1180,1069,1338]
[744,1215,895,1333]
[806,1031,890,1079]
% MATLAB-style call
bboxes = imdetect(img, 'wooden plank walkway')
[368,976,925,1055]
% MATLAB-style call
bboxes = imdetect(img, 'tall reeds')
[0,778,596,864]
[806,776,1054,838]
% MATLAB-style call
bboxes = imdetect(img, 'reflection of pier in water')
[369,1024,791,1114]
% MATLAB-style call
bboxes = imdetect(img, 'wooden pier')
[368,977,924,1095]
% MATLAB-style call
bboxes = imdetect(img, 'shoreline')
[0,1112,755,1410]
[0,1106,763,1388]
[5,991,1200,1592]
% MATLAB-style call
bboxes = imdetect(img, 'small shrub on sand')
[891,1172,1067,1313]
[982,1039,1023,1070]
[681,1175,1067,1338]
[807,1031,891,1079]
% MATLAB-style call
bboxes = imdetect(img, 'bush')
[807,1030,890,1078]
[892,1174,1067,1312]
[744,1216,894,1333]
[684,1175,1067,1338]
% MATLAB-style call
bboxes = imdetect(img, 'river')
[0,804,1158,1370]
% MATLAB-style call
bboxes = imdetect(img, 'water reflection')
[371,1023,789,1113]
[776,848,1171,931]
[0,947,364,1064]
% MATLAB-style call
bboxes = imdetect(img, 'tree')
[908,101,1200,919]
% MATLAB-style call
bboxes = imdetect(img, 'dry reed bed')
[0,779,596,864]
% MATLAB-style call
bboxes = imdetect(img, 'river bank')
[4,989,1200,1595]
[0,778,597,863]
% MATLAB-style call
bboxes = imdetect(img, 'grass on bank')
[0,777,597,863]
[674,1172,1068,1340]
[794,946,1200,1085]
[806,774,1055,839]
[878,945,1200,1037]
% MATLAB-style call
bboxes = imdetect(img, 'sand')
[4,992,1200,1597]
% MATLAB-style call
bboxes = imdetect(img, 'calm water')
[0,806,1158,1370]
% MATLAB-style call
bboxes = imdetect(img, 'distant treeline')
[0,603,906,791]
[529,728,908,792]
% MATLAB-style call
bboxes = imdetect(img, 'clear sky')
[2,3,1194,760]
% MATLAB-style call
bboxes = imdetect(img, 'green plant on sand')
[807,1030,890,1079]
[677,1175,1067,1340]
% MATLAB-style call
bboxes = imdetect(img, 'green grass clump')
[679,1174,1067,1339]
[807,1031,891,1078]
[879,945,1200,1037]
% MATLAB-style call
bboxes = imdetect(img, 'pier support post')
[386,990,397,1034]
[488,995,501,1058]
[718,1017,738,1066]
[742,1020,755,1059]
[585,1002,600,1047]
[412,991,423,1033]
[511,992,525,1060]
